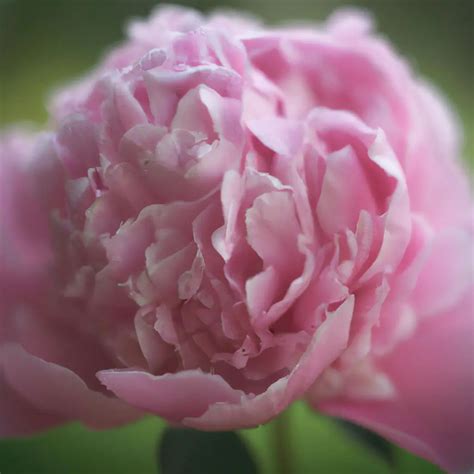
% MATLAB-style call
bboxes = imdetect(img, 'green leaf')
[158,428,258,474]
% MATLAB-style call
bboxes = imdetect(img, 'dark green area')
[336,419,395,466]
[158,428,257,474]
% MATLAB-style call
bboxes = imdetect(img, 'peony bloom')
[1,6,472,473]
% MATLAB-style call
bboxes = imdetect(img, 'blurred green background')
[0,0,471,473]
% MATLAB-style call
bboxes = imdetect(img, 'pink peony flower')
[1,6,472,473]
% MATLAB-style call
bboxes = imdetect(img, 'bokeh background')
[0,0,472,473]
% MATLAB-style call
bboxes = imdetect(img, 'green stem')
[273,408,292,474]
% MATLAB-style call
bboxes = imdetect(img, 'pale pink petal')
[247,117,304,156]
[412,229,472,318]
[97,369,244,422]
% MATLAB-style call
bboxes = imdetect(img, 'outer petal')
[1,344,141,432]
[97,369,245,423]
[0,371,63,437]
[312,288,474,474]
[0,131,60,299]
